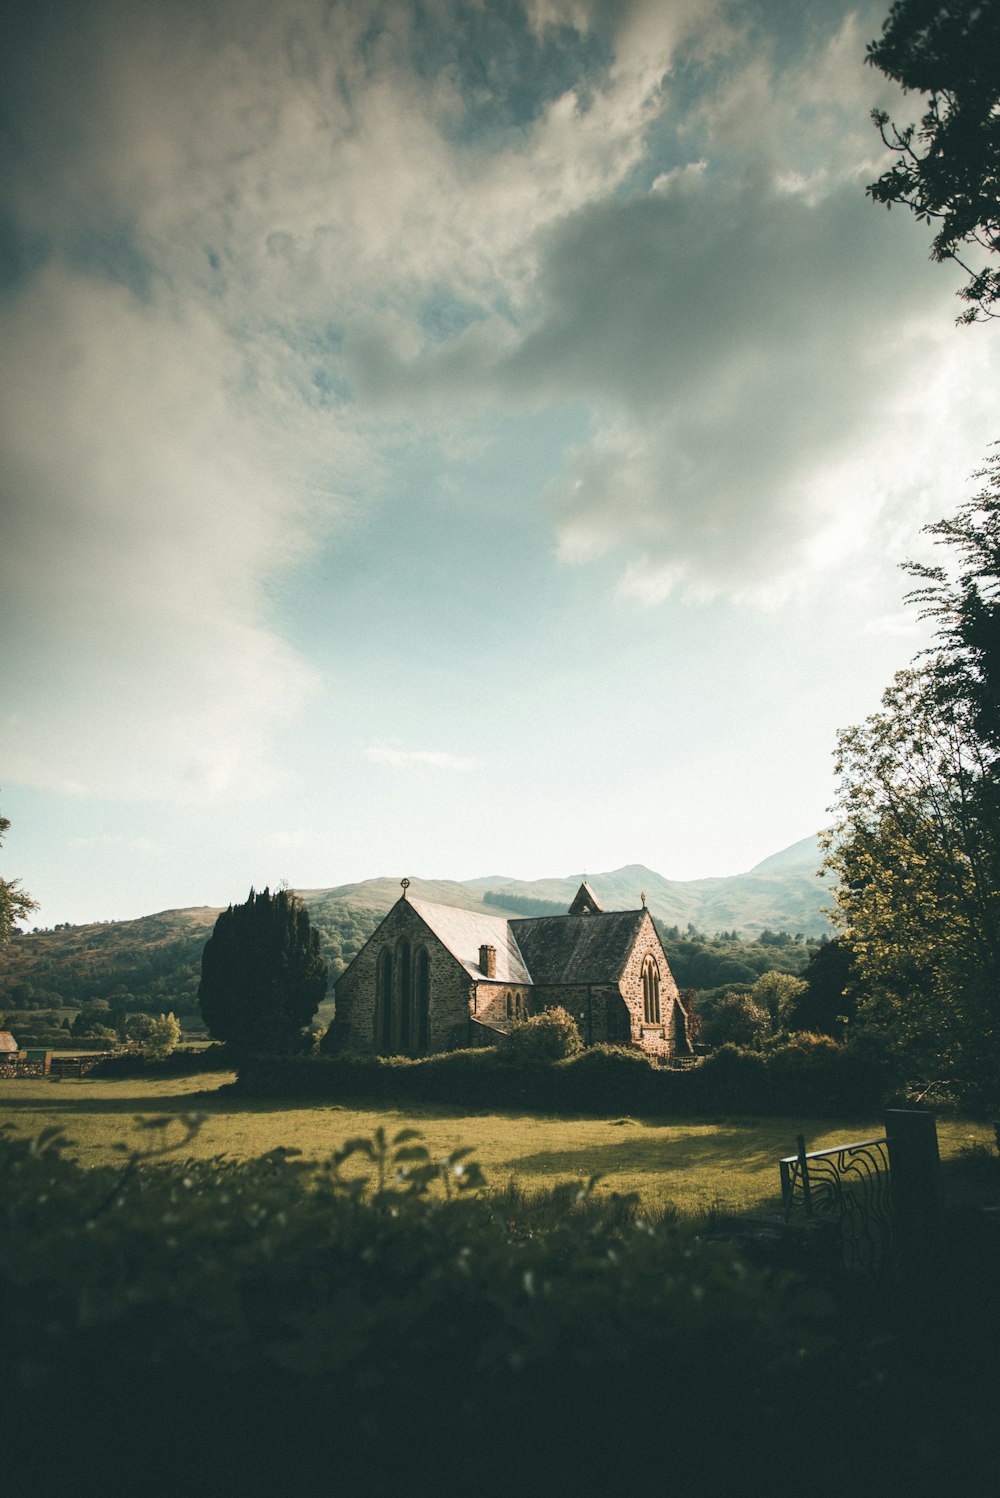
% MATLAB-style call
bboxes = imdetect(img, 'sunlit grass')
[0,1072,992,1213]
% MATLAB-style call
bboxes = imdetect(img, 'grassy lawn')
[1,1072,992,1213]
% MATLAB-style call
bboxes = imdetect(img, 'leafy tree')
[826,662,1000,1073]
[750,970,808,1027]
[72,1000,113,1037]
[198,887,328,1051]
[904,447,1000,752]
[144,1012,181,1060]
[699,992,771,1050]
[827,454,1000,1079]
[788,938,858,1037]
[0,805,38,944]
[866,0,1000,321]
[124,1013,156,1047]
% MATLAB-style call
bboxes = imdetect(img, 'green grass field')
[0,1071,991,1213]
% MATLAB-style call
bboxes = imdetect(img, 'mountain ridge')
[0,836,832,1017]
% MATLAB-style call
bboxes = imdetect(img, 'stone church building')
[330,880,691,1061]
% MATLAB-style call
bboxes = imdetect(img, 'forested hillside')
[0,841,827,1017]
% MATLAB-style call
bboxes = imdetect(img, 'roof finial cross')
[641,891,647,908]
[400,878,410,899]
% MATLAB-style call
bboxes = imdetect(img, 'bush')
[90,1043,236,1080]
[0,1124,853,1497]
[701,993,771,1050]
[496,1007,582,1064]
[4,1123,998,1496]
[694,1043,772,1112]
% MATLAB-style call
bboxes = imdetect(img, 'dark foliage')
[482,889,566,916]
[867,0,1000,321]
[198,887,328,1051]
[90,1043,237,1080]
[656,924,817,988]
[906,448,1000,755]
[3,1124,998,1498]
[235,1031,902,1119]
[789,937,858,1036]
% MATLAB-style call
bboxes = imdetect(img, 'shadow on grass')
[506,1130,792,1181]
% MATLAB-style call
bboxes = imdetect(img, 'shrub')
[5,1123,997,1495]
[91,1043,235,1080]
[552,1044,662,1114]
[0,1124,849,1497]
[701,993,771,1050]
[694,1043,771,1112]
[496,1006,582,1064]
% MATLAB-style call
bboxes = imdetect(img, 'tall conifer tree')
[198,887,328,1050]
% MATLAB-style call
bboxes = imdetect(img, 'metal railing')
[779,1133,893,1274]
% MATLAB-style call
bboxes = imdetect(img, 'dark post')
[796,1134,813,1217]
[884,1109,943,1252]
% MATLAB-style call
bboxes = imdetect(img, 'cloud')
[0,263,335,800]
[366,744,478,771]
[341,3,999,605]
[2,0,996,817]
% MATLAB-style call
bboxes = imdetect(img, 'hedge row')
[90,1043,238,1079]
[235,1034,898,1117]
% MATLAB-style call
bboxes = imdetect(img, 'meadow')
[1,1070,991,1213]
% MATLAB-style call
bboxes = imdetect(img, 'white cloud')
[0,263,338,800]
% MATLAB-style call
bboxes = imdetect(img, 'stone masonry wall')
[617,911,684,1059]
[473,984,534,1028]
[335,899,471,1057]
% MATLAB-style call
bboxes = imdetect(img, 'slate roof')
[355,887,650,991]
[408,898,533,985]
[510,909,647,986]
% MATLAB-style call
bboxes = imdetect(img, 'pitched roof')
[510,908,647,986]
[568,880,604,915]
[408,898,533,985]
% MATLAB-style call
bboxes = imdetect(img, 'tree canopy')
[0,806,37,945]
[198,886,328,1051]
[867,0,1000,321]
[904,447,1000,750]
[826,663,1000,1069]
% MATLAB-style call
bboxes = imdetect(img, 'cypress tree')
[198,887,328,1051]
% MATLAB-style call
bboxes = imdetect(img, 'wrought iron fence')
[779,1133,893,1274]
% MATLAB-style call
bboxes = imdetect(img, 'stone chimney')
[479,943,497,978]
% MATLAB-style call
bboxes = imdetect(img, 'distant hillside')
[749,834,826,874]
[477,842,830,939]
[0,838,831,1014]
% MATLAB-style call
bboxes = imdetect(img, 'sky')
[2,0,998,928]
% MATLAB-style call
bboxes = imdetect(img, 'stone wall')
[335,899,471,1057]
[473,983,533,1028]
[617,911,685,1059]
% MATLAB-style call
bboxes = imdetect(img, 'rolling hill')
[0,837,831,1015]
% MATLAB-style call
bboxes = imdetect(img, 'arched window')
[642,956,661,1025]
[376,948,393,1051]
[397,940,412,1051]
[506,992,513,1019]
[416,948,430,1054]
